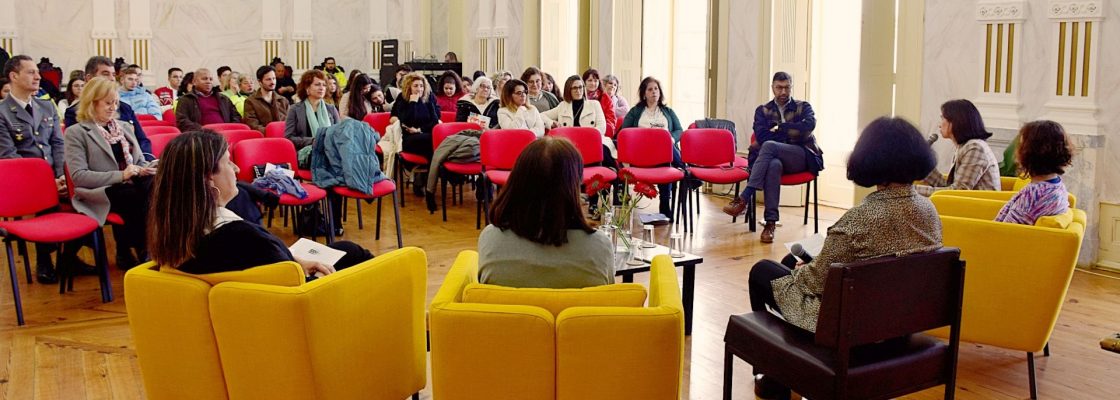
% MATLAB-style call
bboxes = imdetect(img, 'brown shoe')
[722,197,746,217]
[760,222,776,243]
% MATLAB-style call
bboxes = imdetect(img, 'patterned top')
[771,185,943,332]
[917,139,1000,196]
[995,177,1069,225]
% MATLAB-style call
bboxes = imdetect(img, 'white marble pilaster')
[369,0,390,71]
[92,0,118,58]
[1040,0,1105,136]
[973,0,1029,130]
[0,0,17,53]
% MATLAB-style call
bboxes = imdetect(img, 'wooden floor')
[1,186,1118,399]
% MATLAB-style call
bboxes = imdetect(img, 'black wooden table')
[615,244,703,335]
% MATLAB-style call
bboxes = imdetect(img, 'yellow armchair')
[208,247,428,400]
[930,196,1086,397]
[429,251,685,400]
[125,261,305,400]
[125,247,428,400]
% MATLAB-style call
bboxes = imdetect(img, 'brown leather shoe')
[760,222,776,244]
[722,197,746,217]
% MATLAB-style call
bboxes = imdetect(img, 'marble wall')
[921,0,1118,265]
[722,0,767,153]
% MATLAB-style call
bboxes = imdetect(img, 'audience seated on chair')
[284,69,339,159]
[582,68,617,136]
[340,73,375,120]
[147,130,372,278]
[455,76,499,129]
[117,66,162,120]
[434,70,466,115]
[496,78,546,137]
[916,99,1000,196]
[242,65,290,134]
[57,76,84,118]
[995,120,1072,226]
[65,56,154,159]
[65,77,158,270]
[602,73,631,121]
[175,68,241,132]
[153,67,181,108]
[744,116,942,398]
[620,76,685,219]
[478,137,614,288]
[391,72,441,161]
[722,71,820,243]
[522,66,560,112]
[542,75,615,163]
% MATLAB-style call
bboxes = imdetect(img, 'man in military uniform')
[0,55,78,283]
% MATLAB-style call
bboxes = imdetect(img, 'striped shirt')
[995,177,1069,225]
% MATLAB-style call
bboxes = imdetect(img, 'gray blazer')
[64,121,154,224]
[0,96,65,176]
[284,100,340,150]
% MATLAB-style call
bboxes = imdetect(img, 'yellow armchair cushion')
[462,282,648,316]
[161,261,305,287]
[1035,210,1073,229]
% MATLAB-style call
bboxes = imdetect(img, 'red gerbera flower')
[584,174,611,197]
[619,169,637,183]
[633,182,658,199]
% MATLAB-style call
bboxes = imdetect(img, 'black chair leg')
[412,393,420,400]
[6,241,25,325]
[94,229,112,302]
[1027,351,1038,399]
[18,240,30,284]
[723,347,734,400]
[803,182,810,226]
[392,189,403,248]
[441,176,448,221]
[375,197,383,241]
[342,198,348,222]
[357,200,365,230]
[1044,342,1050,357]
[732,182,741,223]
[323,199,335,245]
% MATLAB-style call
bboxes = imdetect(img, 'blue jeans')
[740,141,808,222]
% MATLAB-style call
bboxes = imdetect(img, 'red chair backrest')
[203,122,251,132]
[264,121,286,138]
[363,112,392,134]
[611,115,624,138]
[440,111,457,123]
[481,129,536,170]
[144,125,182,136]
[140,119,176,128]
[162,108,177,123]
[148,133,178,158]
[220,130,264,148]
[548,127,603,164]
[617,128,673,167]
[433,122,482,150]
[680,128,735,167]
[136,114,158,121]
[0,158,60,216]
[687,122,697,129]
[231,138,298,182]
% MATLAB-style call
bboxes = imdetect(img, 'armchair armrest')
[931,196,1008,220]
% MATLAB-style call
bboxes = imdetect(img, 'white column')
[402,0,416,60]
[369,0,390,71]
[0,0,17,53]
[261,0,284,66]
[92,0,118,58]
[477,0,494,71]
[493,0,509,71]
[973,0,1029,130]
[292,0,314,70]
[1041,0,1104,135]
[127,0,152,72]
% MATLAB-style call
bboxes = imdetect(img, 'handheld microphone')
[791,243,813,263]
[927,133,940,145]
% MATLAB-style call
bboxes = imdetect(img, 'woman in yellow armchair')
[478,137,614,288]
[147,130,372,278]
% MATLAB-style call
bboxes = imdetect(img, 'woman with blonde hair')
[64,77,158,268]
[390,72,441,160]
[496,78,545,137]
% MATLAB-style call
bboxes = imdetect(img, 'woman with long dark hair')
[434,71,465,115]
[148,130,371,275]
[496,79,545,137]
[619,76,684,219]
[582,68,616,135]
[341,73,375,120]
[916,99,1000,196]
[478,137,613,288]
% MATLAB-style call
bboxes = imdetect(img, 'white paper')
[288,238,346,267]
[266,162,296,179]
[783,233,827,258]
[467,113,491,128]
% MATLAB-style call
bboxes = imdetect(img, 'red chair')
[363,112,392,135]
[432,122,483,226]
[264,121,286,138]
[232,138,333,243]
[144,125,181,136]
[480,129,537,223]
[148,133,178,158]
[136,114,158,122]
[679,128,751,233]
[617,128,685,220]
[548,127,618,184]
[440,111,457,123]
[219,129,264,149]
[162,108,176,123]
[0,159,110,325]
[332,180,402,249]
[140,119,176,128]
[203,122,251,132]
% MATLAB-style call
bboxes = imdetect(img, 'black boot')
[115,246,138,270]
[59,242,97,275]
[35,254,58,284]
[754,374,792,400]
